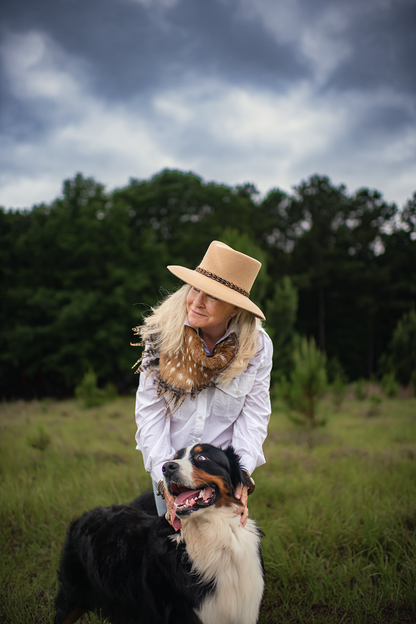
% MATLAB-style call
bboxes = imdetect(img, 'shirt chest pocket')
[212,373,256,422]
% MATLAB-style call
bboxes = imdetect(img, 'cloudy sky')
[1,0,415,209]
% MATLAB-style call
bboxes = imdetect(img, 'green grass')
[0,393,415,623]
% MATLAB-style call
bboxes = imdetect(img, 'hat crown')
[166,240,265,319]
[199,241,261,295]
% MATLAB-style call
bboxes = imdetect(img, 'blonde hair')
[137,284,262,386]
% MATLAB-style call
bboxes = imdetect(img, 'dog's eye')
[196,455,208,461]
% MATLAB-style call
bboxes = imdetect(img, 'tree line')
[1,169,415,399]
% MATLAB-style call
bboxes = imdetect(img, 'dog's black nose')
[162,462,179,477]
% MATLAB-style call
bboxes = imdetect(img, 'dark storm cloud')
[357,104,415,140]
[322,0,416,94]
[164,0,310,86]
[1,0,309,102]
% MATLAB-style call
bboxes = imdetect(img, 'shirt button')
[236,390,241,395]
[198,415,203,420]
[194,438,199,443]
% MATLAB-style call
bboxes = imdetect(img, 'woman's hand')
[234,483,249,527]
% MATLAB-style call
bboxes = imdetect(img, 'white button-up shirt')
[135,326,273,482]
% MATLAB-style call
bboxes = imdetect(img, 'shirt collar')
[185,317,236,356]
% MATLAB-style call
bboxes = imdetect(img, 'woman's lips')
[190,309,206,317]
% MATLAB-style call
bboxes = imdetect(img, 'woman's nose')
[194,292,205,306]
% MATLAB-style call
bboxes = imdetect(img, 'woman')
[133,241,273,528]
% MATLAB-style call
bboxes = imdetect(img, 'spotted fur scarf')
[133,325,237,414]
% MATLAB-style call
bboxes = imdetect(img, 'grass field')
[0,392,415,623]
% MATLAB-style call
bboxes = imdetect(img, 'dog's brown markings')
[191,468,233,508]
[193,445,203,454]
[61,609,87,624]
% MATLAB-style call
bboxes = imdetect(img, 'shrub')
[27,422,51,452]
[331,374,348,409]
[380,309,416,385]
[75,369,117,408]
[326,355,347,384]
[367,394,382,417]
[280,336,327,425]
[354,378,368,401]
[381,372,399,398]
[411,370,416,396]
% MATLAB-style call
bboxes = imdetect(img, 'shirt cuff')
[150,461,166,484]
[237,451,260,476]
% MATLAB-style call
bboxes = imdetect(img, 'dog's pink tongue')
[170,506,182,531]
[170,487,215,531]
[171,488,201,531]
[175,489,201,507]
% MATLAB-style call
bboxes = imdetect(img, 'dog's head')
[162,444,250,530]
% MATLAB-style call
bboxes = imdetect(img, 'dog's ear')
[223,446,246,492]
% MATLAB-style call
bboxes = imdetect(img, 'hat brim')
[167,265,265,320]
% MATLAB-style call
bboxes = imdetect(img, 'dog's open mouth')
[168,483,216,530]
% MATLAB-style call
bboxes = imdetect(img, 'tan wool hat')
[167,240,265,320]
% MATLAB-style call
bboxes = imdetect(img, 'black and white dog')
[54,443,264,624]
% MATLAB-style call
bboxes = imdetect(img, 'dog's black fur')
[54,444,263,624]
[54,496,215,624]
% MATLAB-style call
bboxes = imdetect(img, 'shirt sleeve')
[231,330,273,476]
[135,370,175,483]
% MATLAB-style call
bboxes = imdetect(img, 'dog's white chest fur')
[179,506,264,624]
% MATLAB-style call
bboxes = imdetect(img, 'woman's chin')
[188,313,206,327]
